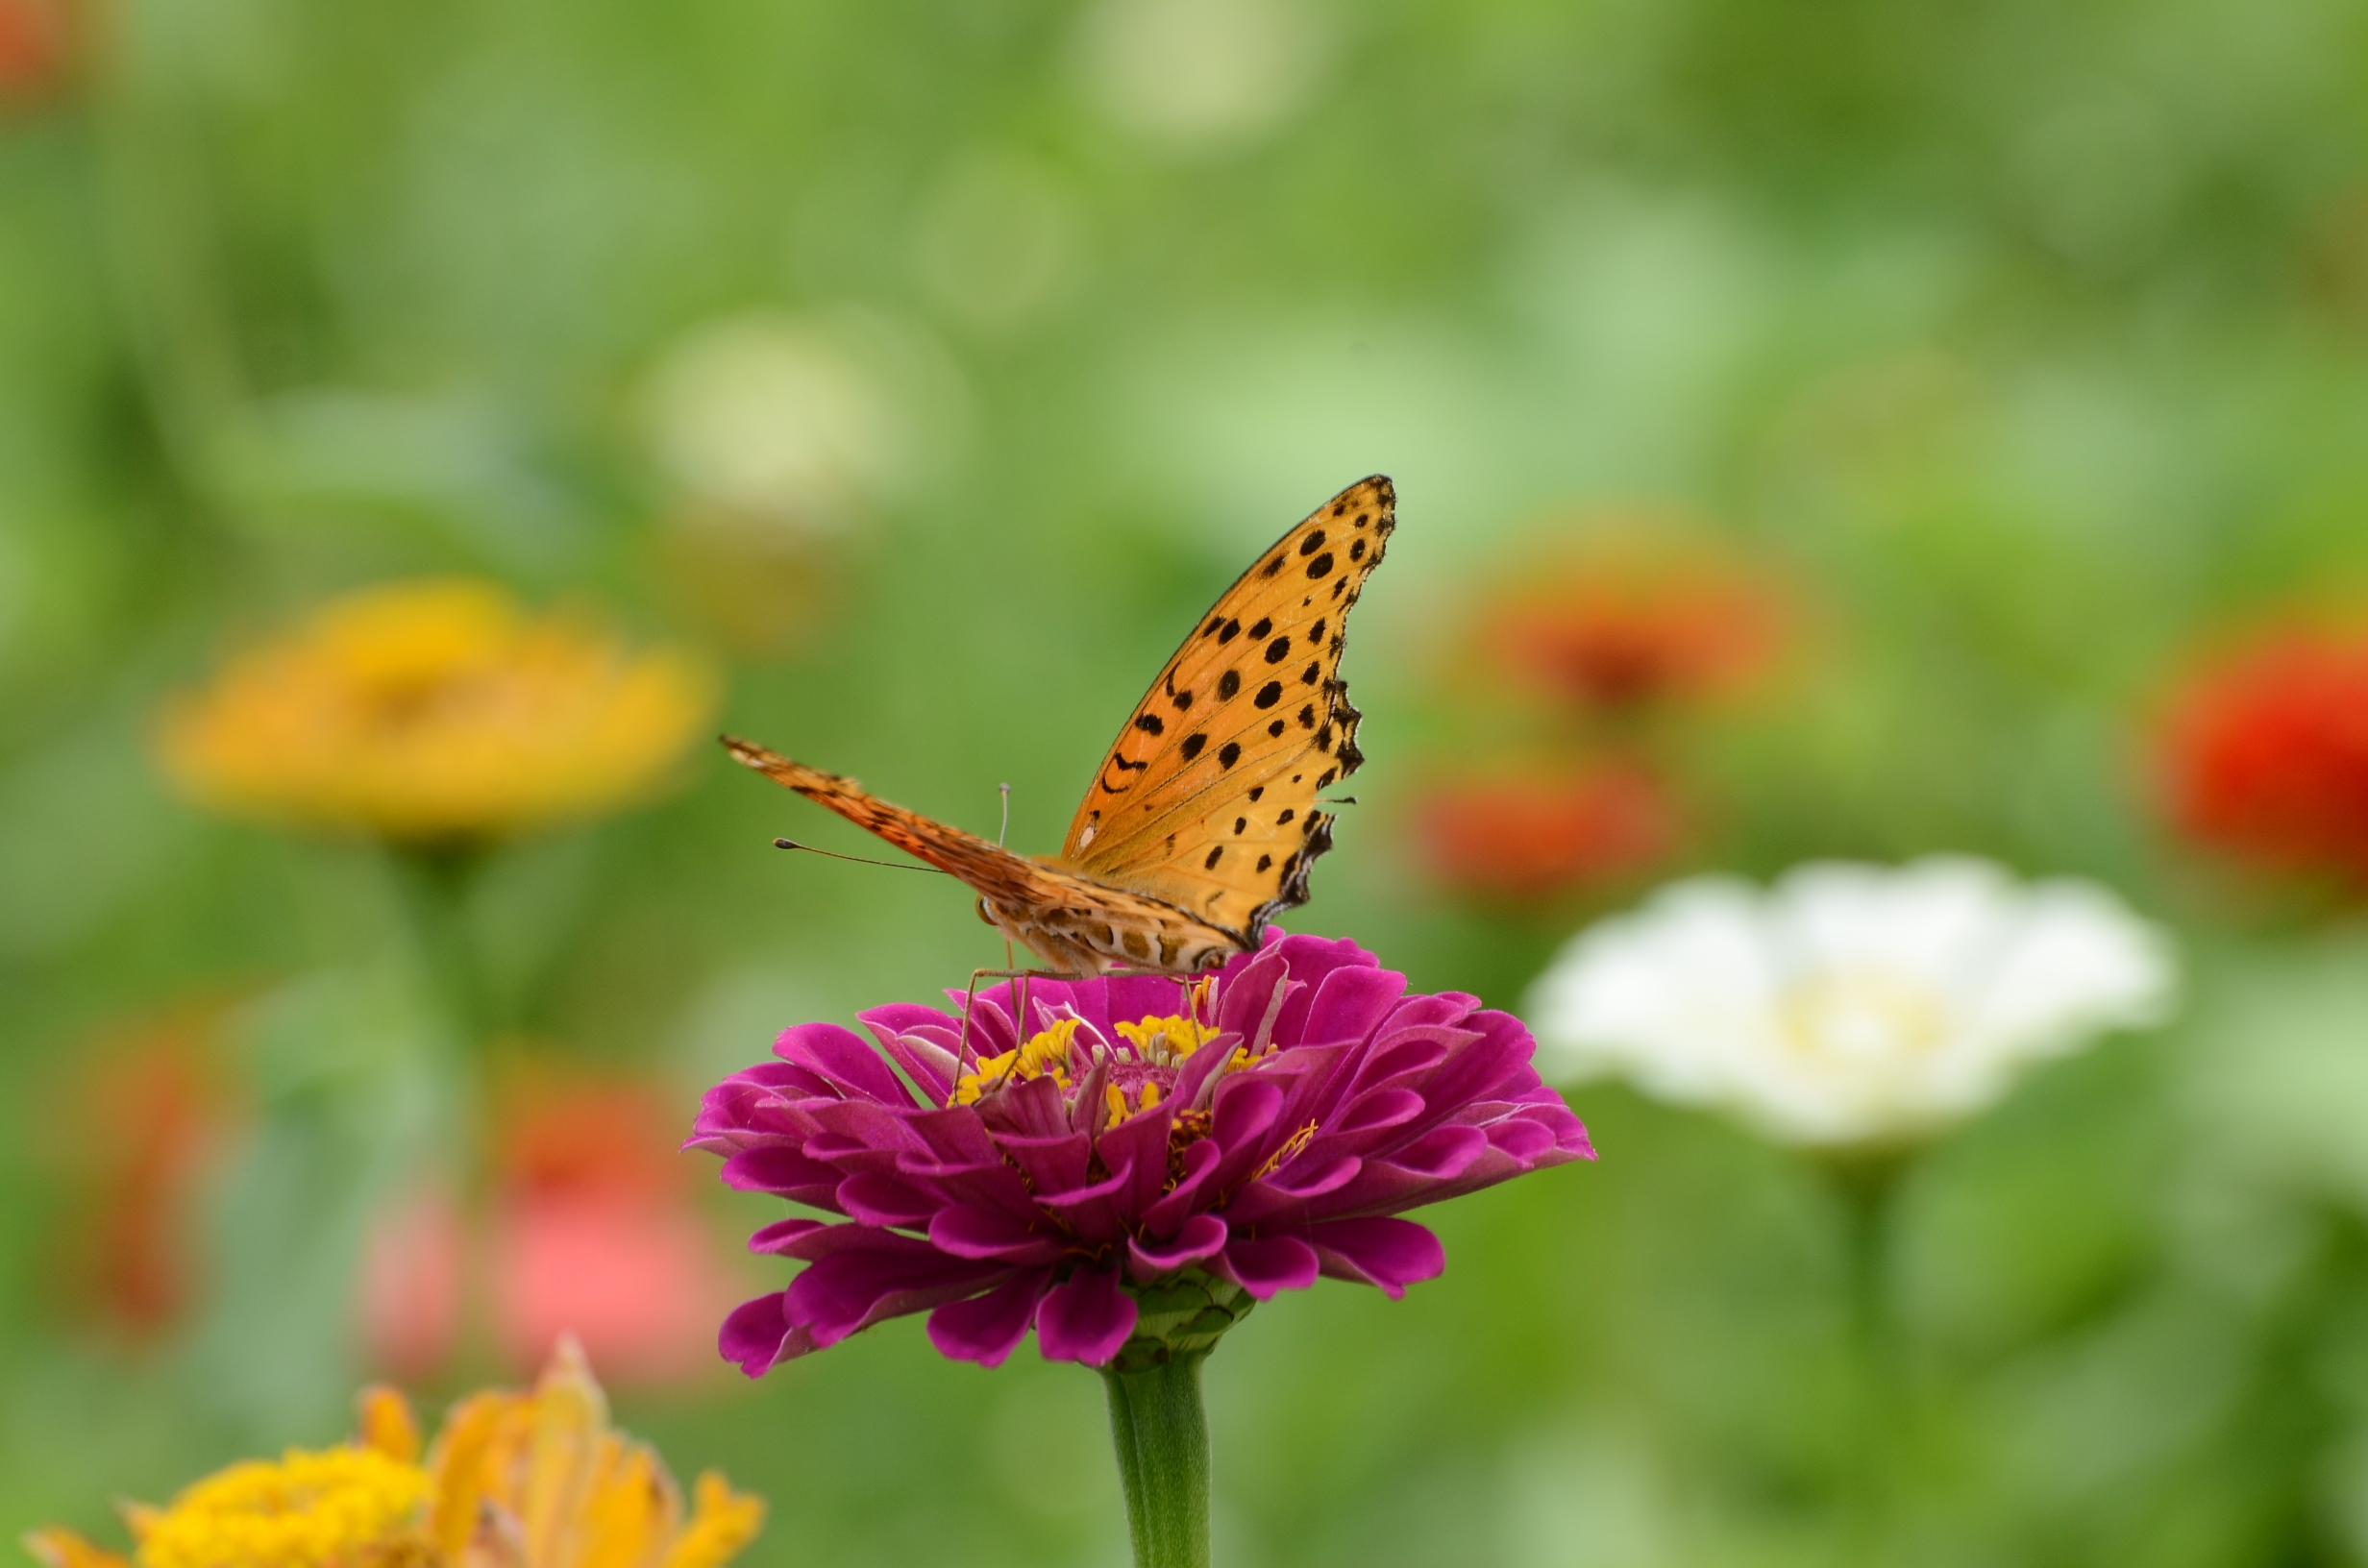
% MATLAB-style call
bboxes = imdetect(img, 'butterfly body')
[727,475,1394,976]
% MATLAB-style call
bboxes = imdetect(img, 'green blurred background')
[9,0,2368,1562]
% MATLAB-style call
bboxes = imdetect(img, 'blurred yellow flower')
[22,1338,763,1568]
[159,579,716,845]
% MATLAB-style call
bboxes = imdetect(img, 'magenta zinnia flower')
[691,932,1593,1374]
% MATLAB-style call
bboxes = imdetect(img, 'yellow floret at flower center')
[1776,968,1952,1068]
[1112,1013,1212,1064]
[136,1448,430,1568]
[954,1016,1082,1105]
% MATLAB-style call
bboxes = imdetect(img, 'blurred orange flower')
[0,0,67,101]
[158,579,715,845]
[2159,619,2368,884]
[1482,523,1788,715]
[1416,766,1682,902]
[47,1006,237,1342]
[22,1337,764,1568]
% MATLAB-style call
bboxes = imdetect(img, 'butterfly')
[723,475,1394,977]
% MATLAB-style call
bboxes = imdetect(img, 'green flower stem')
[1830,1153,1909,1568]
[388,842,494,1051]
[1102,1351,1213,1568]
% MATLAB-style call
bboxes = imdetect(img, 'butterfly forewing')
[1060,475,1394,937]
[723,738,1244,975]
[723,739,1060,907]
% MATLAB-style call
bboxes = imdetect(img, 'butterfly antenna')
[998,782,1012,847]
[774,839,946,873]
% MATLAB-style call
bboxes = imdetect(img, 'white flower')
[640,308,965,540]
[1525,856,2178,1147]
[1070,0,1333,158]
[909,148,1086,335]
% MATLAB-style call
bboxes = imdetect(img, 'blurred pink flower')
[360,1070,744,1386]
[359,1184,466,1382]
[491,1192,735,1387]
[491,1077,746,1384]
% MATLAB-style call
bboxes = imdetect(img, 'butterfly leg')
[1097,966,1195,1015]
[950,966,1082,1108]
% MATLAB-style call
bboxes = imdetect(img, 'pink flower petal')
[928,1203,1067,1264]
[1035,1268,1139,1365]
[927,1268,1052,1368]
[1219,1234,1321,1299]
[1128,1214,1229,1281]
[1307,1217,1444,1298]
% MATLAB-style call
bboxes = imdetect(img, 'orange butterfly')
[724,475,1395,976]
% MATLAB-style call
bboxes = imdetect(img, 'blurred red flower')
[1483,526,1788,715]
[0,0,67,101]
[488,1074,743,1386]
[358,1067,746,1387]
[2160,622,2368,883]
[50,1008,235,1341]
[1417,766,1683,902]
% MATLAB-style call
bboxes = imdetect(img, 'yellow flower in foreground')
[159,579,715,844]
[22,1339,763,1568]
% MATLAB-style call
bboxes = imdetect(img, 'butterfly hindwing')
[1060,475,1394,938]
